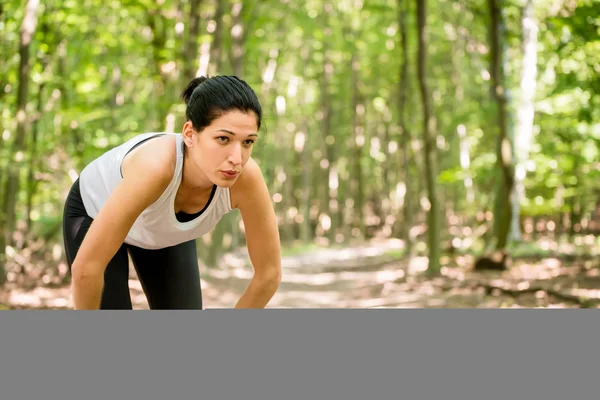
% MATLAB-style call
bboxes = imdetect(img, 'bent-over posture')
[62,75,282,309]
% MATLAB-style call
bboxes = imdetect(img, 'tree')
[416,0,441,273]
[488,0,514,250]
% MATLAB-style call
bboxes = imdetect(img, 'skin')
[70,110,282,309]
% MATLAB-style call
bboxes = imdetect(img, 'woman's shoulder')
[121,134,178,183]
[229,158,266,209]
[234,158,263,188]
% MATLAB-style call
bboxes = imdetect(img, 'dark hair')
[180,75,262,132]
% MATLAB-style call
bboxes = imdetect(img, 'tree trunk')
[456,124,474,204]
[299,127,312,243]
[350,43,365,241]
[488,0,514,250]
[146,5,171,131]
[182,0,202,81]
[450,5,475,208]
[333,108,345,241]
[398,0,413,253]
[25,81,45,237]
[510,0,538,242]
[208,0,226,75]
[205,219,226,268]
[230,1,243,76]
[319,2,336,243]
[568,142,581,241]
[416,0,441,273]
[2,0,40,258]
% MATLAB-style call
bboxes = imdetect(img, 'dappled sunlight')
[4,243,600,309]
[571,288,600,298]
[0,0,597,316]
[288,272,337,285]
[374,269,405,284]
[220,238,405,272]
[198,238,600,309]
[440,265,467,281]
[8,286,72,309]
[270,290,342,307]
[408,257,429,274]
[510,259,564,280]
[3,215,599,310]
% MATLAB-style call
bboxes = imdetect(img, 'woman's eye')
[217,137,228,143]
[244,140,255,146]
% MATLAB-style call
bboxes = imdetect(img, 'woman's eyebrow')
[216,129,258,137]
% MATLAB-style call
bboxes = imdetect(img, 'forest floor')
[1,237,600,309]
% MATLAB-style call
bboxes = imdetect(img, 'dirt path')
[2,240,600,309]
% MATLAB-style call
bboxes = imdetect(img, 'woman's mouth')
[221,170,239,179]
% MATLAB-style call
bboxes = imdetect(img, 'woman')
[62,75,282,310]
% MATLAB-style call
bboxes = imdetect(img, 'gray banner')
[1,310,598,400]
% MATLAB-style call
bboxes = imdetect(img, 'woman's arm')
[232,159,282,308]
[71,142,175,309]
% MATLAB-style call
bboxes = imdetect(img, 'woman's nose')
[228,144,243,165]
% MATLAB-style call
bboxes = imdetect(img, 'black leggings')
[62,179,203,309]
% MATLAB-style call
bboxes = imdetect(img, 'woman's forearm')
[235,273,281,308]
[71,264,105,309]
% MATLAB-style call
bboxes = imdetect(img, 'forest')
[0,0,598,309]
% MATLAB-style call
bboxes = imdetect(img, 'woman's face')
[183,110,259,188]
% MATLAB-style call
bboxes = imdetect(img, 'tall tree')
[510,0,538,241]
[318,1,336,242]
[208,0,226,75]
[349,30,365,240]
[182,0,202,81]
[416,0,441,273]
[488,0,514,250]
[397,0,413,253]
[1,0,41,284]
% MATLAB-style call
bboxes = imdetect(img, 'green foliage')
[0,0,597,265]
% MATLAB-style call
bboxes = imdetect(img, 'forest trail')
[2,239,600,309]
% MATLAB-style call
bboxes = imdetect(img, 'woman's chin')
[214,177,237,188]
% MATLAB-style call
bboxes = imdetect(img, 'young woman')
[62,75,282,310]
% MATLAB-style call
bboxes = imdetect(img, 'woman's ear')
[182,121,195,147]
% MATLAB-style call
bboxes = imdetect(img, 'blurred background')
[0,0,598,309]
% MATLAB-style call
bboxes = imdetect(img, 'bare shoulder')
[230,157,267,209]
[121,135,177,185]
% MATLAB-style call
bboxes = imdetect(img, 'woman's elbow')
[256,265,282,289]
[71,260,104,284]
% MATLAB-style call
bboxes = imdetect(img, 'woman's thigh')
[128,240,203,310]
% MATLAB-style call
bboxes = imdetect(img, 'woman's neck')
[181,153,214,192]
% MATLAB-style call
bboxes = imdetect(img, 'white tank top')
[79,132,233,250]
